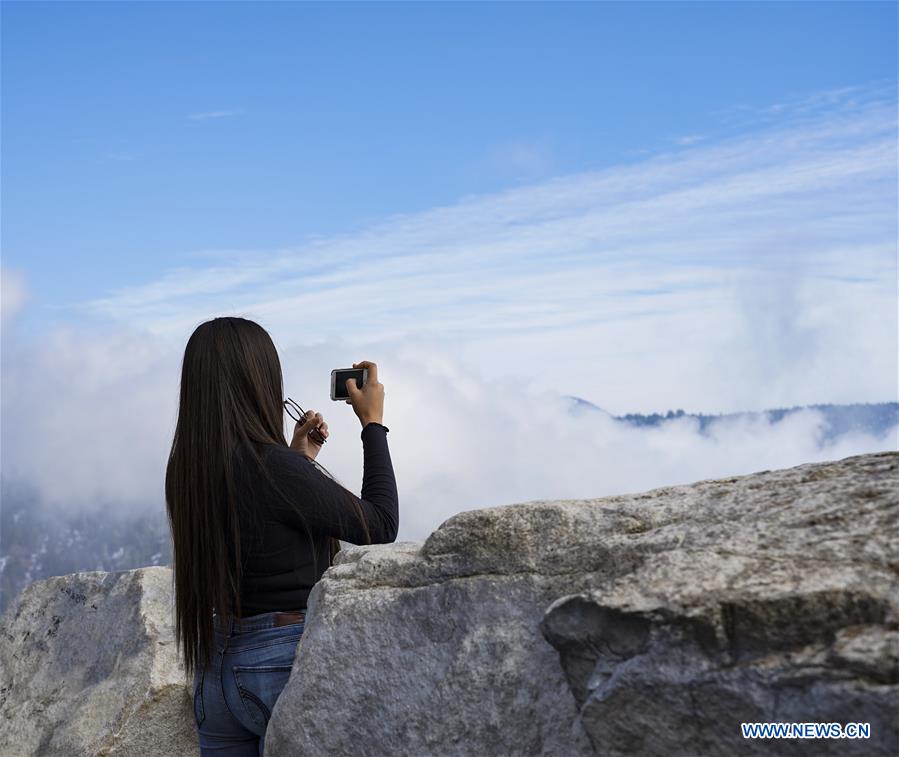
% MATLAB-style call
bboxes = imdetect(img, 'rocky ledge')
[1,451,897,756]
[0,567,194,756]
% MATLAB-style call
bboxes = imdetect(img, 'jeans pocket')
[193,668,206,728]
[233,664,294,730]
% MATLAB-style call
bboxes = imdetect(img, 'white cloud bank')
[1,84,896,539]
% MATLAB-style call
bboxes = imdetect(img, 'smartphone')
[331,367,368,401]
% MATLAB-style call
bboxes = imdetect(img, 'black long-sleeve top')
[228,422,398,616]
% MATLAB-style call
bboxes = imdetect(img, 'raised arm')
[262,422,399,544]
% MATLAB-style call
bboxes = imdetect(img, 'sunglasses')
[284,397,327,446]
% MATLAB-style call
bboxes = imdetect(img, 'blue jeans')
[192,611,306,755]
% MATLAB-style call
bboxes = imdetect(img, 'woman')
[165,316,399,755]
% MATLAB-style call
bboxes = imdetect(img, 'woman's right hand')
[345,360,384,427]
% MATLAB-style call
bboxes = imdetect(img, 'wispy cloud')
[715,79,895,127]
[186,108,246,121]
[73,85,896,413]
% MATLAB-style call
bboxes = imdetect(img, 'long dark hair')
[165,316,372,681]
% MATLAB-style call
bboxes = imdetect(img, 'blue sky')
[3,1,896,320]
[1,2,896,530]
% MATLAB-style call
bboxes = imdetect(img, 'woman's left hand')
[289,410,328,460]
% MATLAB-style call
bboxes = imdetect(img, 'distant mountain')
[561,395,611,416]
[2,400,896,615]
[603,400,898,444]
[0,478,171,615]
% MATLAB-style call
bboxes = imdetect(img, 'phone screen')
[333,368,366,400]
